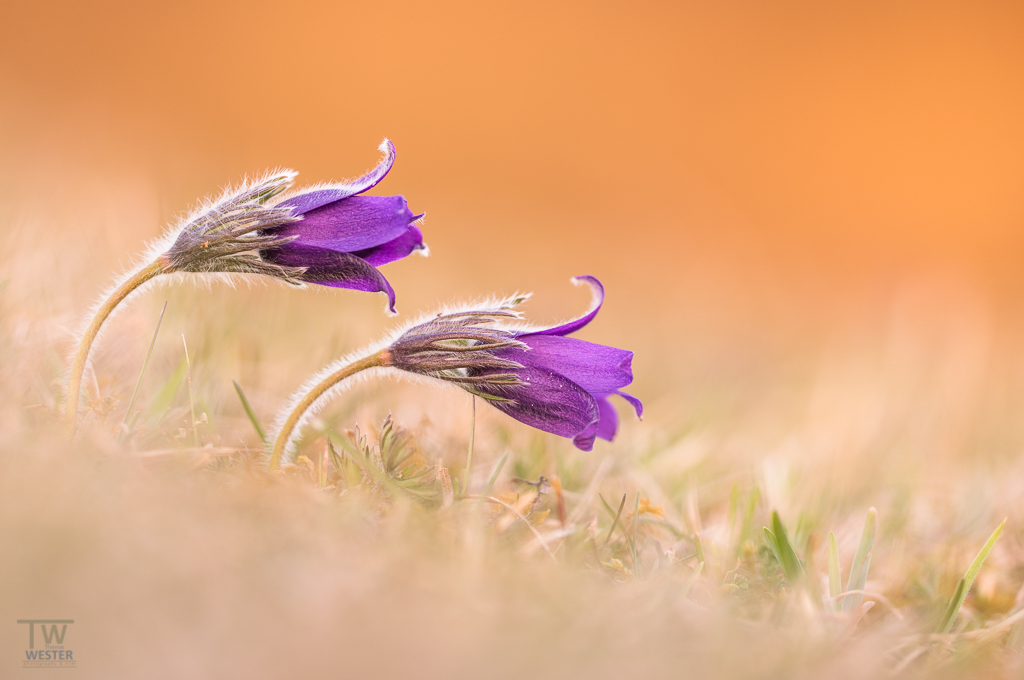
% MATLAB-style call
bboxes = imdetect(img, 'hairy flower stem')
[268,350,390,471]
[65,260,166,434]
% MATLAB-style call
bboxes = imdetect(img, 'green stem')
[65,260,165,434]
[268,350,389,471]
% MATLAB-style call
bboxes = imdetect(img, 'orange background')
[3,0,1024,390]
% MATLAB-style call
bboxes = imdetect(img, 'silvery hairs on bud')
[156,170,307,282]
[386,298,533,400]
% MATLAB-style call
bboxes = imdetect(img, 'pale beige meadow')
[3,154,1024,680]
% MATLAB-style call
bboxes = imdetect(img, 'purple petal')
[478,362,600,441]
[355,224,426,267]
[533,275,605,337]
[573,423,598,451]
[594,395,620,441]
[272,195,416,253]
[276,139,397,215]
[513,334,633,392]
[571,396,621,450]
[263,243,397,312]
[577,391,641,449]
[613,389,644,418]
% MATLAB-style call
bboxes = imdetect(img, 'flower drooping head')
[267,276,641,467]
[260,139,424,313]
[387,276,641,450]
[66,139,424,433]
[160,139,425,312]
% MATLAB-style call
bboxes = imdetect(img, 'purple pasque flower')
[387,276,642,450]
[158,140,424,312]
[260,139,425,313]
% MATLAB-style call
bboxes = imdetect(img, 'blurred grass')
[6,166,1024,679]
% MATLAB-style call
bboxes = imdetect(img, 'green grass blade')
[763,527,781,563]
[327,439,344,472]
[481,453,508,499]
[844,507,877,612]
[119,301,167,442]
[232,379,268,444]
[828,531,841,607]
[938,579,967,634]
[937,518,1006,633]
[769,511,804,584]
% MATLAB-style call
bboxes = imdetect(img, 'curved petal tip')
[360,139,397,194]
[535,275,606,337]
[616,390,643,419]
[571,274,604,293]
[383,279,398,315]
[274,140,400,215]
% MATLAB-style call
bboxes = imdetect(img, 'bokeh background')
[4,1,1024,410]
[5,2,1024,677]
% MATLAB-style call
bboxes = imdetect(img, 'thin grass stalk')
[232,379,268,444]
[182,335,199,448]
[600,493,628,547]
[118,301,168,444]
[481,453,508,500]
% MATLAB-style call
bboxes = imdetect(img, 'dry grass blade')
[467,495,558,563]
